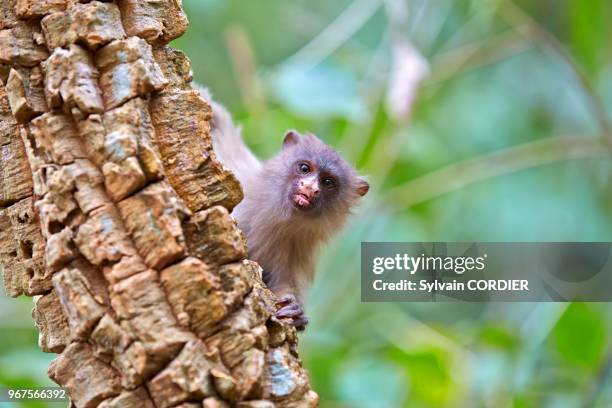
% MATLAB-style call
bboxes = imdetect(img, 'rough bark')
[0,1,318,407]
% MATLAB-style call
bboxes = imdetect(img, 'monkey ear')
[356,178,369,197]
[283,130,300,149]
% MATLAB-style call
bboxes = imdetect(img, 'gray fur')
[200,87,367,303]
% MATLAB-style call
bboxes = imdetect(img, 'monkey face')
[266,131,369,219]
[289,160,339,212]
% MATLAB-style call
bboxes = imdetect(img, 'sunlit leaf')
[553,303,607,369]
[478,324,520,351]
[388,346,456,406]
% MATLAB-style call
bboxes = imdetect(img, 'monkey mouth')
[293,193,313,209]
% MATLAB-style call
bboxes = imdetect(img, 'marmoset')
[201,89,369,330]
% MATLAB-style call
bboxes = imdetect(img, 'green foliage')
[2,0,612,407]
[0,292,57,408]
[388,346,457,406]
[478,324,520,352]
[553,303,607,369]
[568,0,609,76]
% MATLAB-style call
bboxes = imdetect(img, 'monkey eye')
[322,177,335,187]
[298,163,311,173]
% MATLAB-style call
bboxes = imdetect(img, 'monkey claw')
[276,294,309,331]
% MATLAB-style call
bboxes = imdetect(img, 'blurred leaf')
[471,351,509,401]
[335,356,406,408]
[478,324,520,351]
[0,349,56,386]
[553,303,607,369]
[388,346,456,406]
[512,393,536,408]
[268,61,368,120]
[240,107,313,158]
[356,100,390,169]
[568,0,608,75]
[301,336,352,401]
[186,0,228,14]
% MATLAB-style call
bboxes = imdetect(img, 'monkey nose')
[299,180,319,197]
[302,185,319,197]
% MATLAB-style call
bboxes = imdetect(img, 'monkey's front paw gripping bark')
[276,294,309,331]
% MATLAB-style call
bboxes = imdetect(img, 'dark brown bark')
[0,1,318,406]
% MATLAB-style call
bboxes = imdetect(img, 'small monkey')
[202,89,369,330]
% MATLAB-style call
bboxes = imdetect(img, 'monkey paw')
[275,294,309,331]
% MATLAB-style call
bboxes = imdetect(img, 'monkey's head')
[267,130,369,220]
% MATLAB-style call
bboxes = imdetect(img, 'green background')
[2,0,612,406]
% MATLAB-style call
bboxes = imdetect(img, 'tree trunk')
[0,1,318,407]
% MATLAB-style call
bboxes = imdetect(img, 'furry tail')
[195,85,262,188]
